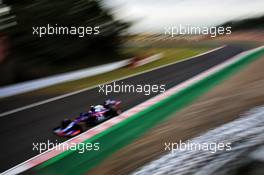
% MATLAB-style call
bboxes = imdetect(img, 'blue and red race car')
[53,99,121,137]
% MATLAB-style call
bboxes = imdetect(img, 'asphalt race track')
[0,45,251,172]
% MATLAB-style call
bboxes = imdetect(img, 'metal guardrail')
[0,59,131,98]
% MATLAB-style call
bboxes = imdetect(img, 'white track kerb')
[4,45,260,175]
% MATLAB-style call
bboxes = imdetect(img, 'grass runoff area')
[18,46,214,96]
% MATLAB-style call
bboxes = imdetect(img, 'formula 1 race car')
[53,99,121,137]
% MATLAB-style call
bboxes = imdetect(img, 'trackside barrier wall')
[32,48,264,175]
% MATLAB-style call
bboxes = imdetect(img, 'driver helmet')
[90,105,95,112]
[104,99,112,108]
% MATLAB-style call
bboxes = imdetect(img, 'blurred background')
[0,0,130,85]
[0,0,263,86]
